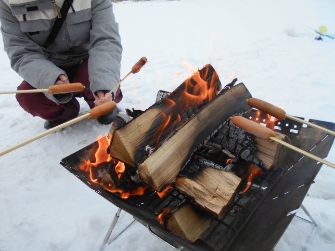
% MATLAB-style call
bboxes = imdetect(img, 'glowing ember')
[79,135,148,199]
[265,114,279,130]
[120,185,148,200]
[115,161,125,180]
[252,109,278,130]
[157,208,171,225]
[240,164,264,194]
[156,185,173,199]
[226,158,233,165]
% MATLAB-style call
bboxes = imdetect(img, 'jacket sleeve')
[89,0,122,97]
[0,0,69,104]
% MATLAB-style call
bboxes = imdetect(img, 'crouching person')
[0,0,123,129]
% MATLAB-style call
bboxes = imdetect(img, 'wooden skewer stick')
[0,101,116,157]
[247,98,335,137]
[0,83,85,95]
[231,116,335,169]
[106,57,148,97]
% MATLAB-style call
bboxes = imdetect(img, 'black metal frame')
[61,118,334,251]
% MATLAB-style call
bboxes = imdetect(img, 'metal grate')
[61,118,335,251]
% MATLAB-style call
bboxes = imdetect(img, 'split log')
[138,84,252,191]
[255,131,290,170]
[175,167,241,219]
[166,203,212,243]
[110,64,222,167]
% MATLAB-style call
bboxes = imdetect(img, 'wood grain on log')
[166,203,211,243]
[110,65,221,167]
[175,167,241,219]
[255,131,290,170]
[138,84,251,191]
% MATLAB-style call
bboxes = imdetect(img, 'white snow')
[1,0,335,250]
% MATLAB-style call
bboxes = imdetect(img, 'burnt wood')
[109,64,222,167]
[138,83,252,191]
[175,167,241,219]
[211,120,291,171]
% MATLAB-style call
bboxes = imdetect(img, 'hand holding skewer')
[231,116,335,169]
[247,98,335,137]
[0,102,117,157]
[0,57,148,157]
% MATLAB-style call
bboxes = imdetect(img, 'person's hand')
[55,74,70,85]
[94,91,113,106]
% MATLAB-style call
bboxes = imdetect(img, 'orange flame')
[79,136,112,184]
[115,161,125,180]
[152,65,219,147]
[157,208,171,225]
[240,164,264,194]
[253,110,279,130]
[79,135,148,199]
[226,158,233,165]
[266,114,279,130]
[156,185,173,199]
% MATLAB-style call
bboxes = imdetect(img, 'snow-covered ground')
[1,0,335,250]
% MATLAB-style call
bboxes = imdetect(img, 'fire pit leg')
[108,219,136,244]
[99,208,122,251]
[300,204,318,234]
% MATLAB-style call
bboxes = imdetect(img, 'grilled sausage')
[89,101,117,119]
[231,116,276,140]
[131,57,148,74]
[48,83,85,94]
[247,98,286,120]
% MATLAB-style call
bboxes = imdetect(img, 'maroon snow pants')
[16,59,122,122]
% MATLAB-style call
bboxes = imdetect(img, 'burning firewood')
[136,83,252,191]
[109,65,223,167]
[175,167,241,219]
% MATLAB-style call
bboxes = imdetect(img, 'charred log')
[175,167,241,219]
[138,84,252,191]
[109,64,222,167]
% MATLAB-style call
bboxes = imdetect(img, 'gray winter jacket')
[0,0,122,104]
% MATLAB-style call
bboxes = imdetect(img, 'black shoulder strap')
[43,0,73,48]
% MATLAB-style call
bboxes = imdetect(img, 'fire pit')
[60,65,335,251]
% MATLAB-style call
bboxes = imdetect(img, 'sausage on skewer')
[0,101,117,157]
[231,116,335,169]
[246,98,335,137]
[0,83,85,95]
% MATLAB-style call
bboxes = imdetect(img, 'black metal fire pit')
[61,116,334,251]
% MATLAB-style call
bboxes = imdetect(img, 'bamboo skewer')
[106,57,147,97]
[0,102,116,157]
[269,136,335,169]
[1,58,148,157]
[231,116,335,169]
[1,89,50,94]
[285,114,335,137]
[247,98,335,137]
[0,83,85,95]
